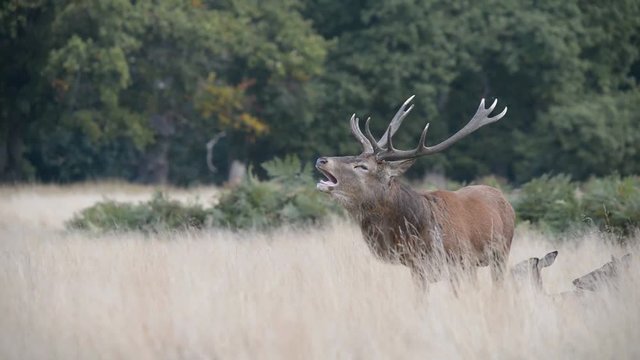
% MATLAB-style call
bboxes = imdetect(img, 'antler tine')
[418,122,430,147]
[363,117,383,153]
[377,95,415,149]
[487,98,498,113]
[473,98,506,125]
[350,114,374,154]
[490,106,508,122]
[386,121,395,151]
[378,98,508,162]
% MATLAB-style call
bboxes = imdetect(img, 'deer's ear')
[385,159,415,177]
[538,251,558,269]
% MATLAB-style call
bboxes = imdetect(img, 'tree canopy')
[1,0,639,184]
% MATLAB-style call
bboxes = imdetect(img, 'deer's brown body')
[317,96,515,286]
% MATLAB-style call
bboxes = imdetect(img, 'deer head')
[316,96,508,209]
[572,253,632,292]
[510,251,558,290]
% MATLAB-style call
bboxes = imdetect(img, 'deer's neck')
[351,180,436,237]
[347,180,442,262]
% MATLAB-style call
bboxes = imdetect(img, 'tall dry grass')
[0,182,218,230]
[1,184,639,359]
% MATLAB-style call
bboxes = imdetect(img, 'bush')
[67,192,214,232]
[582,175,640,235]
[515,174,640,236]
[211,155,338,228]
[67,160,640,236]
[66,155,338,232]
[514,174,582,232]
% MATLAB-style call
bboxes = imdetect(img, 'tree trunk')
[0,121,7,176]
[227,159,246,187]
[137,140,170,184]
[137,113,175,184]
[0,116,26,182]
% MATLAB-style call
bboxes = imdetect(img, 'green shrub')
[66,155,338,232]
[67,192,214,232]
[514,174,582,232]
[67,158,640,236]
[514,174,640,236]
[582,175,640,235]
[211,155,338,228]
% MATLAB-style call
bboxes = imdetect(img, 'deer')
[316,96,515,289]
[549,253,633,303]
[572,253,632,292]
[510,251,558,292]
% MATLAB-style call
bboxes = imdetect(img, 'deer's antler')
[350,95,416,155]
[359,97,507,161]
[350,114,374,154]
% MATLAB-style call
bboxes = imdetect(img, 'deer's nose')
[316,157,328,167]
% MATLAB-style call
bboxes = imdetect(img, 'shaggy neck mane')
[349,178,435,235]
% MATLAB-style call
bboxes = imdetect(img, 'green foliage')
[67,192,214,232]
[64,161,640,235]
[66,155,338,232]
[582,176,640,235]
[261,154,309,185]
[514,174,582,232]
[518,92,640,181]
[2,1,640,185]
[515,174,640,235]
[211,155,337,228]
[303,0,640,182]
[3,0,328,184]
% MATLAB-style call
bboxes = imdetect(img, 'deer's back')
[426,185,515,261]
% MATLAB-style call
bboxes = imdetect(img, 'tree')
[0,0,52,181]
[21,0,328,184]
[2,0,639,184]
[302,0,640,182]
[518,91,640,180]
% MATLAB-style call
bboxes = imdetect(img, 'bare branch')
[206,131,227,173]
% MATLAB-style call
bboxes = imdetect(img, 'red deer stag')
[316,96,515,288]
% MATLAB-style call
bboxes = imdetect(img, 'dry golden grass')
[1,184,639,359]
[0,182,218,230]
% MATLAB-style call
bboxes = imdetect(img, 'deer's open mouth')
[317,168,338,192]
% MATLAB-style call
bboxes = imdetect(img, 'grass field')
[1,184,639,359]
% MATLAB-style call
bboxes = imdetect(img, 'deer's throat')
[349,181,434,231]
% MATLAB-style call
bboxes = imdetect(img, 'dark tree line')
[1,0,639,185]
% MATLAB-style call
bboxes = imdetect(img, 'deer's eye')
[354,164,369,171]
